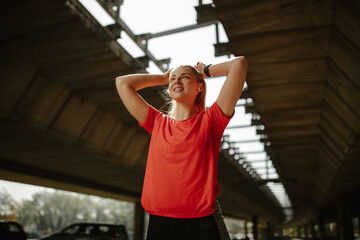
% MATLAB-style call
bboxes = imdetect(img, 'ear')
[198,83,204,92]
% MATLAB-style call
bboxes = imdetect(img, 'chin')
[169,93,183,100]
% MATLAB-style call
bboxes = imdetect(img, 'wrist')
[204,64,213,78]
[162,69,172,83]
[160,73,168,83]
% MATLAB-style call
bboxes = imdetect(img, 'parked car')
[0,221,27,240]
[40,223,129,240]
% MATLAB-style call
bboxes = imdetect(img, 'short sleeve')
[207,101,234,130]
[139,105,162,134]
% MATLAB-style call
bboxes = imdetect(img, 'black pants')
[146,214,221,240]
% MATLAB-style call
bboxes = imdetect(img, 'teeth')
[174,87,184,91]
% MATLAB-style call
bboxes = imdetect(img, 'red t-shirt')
[139,102,233,218]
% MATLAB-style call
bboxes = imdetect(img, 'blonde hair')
[165,65,207,117]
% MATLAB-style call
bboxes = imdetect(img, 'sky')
[1,0,291,218]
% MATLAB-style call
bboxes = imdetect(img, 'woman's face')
[168,66,202,103]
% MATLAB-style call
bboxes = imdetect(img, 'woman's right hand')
[162,68,172,83]
[195,62,206,79]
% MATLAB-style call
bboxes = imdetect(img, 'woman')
[115,57,247,240]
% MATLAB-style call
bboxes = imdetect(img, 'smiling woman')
[115,56,247,240]
[166,65,206,118]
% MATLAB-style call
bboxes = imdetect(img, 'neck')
[173,102,198,121]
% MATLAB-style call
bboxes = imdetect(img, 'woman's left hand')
[195,61,206,78]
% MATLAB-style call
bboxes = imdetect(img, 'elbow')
[115,76,122,86]
[115,76,136,92]
[115,76,128,93]
[234,56,248,67]
[115,76,128,89]
[229,56,248,73]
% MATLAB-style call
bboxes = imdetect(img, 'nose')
[175,77,182,84]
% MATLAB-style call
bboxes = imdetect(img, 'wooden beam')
[215,0,333,36]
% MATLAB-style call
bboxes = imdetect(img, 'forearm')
[115,73,168,91]
[206,56,247,77]
[196,56,247,116]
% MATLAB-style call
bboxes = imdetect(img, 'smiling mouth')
[174,87,184,92]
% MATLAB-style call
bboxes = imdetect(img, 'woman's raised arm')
[196,57,248,117]
[115,71,169,124]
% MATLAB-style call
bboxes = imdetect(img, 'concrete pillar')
[133,201,145,240]
[252,215,258,240]
[336,198,354,240]
[266,220,272,240]
[318,214,325,240]
[310,221,317,240]
[296,226,300,237]
[304,224,309,239]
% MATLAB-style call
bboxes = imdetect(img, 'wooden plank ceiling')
[213,0,360,224]
[0,0,286,223]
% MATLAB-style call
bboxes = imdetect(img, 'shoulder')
[205,101,234,128]
[206,102,233,117]
[139,105,165,133]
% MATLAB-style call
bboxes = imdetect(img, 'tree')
[0,188,18,221]
[16,190,134,233]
